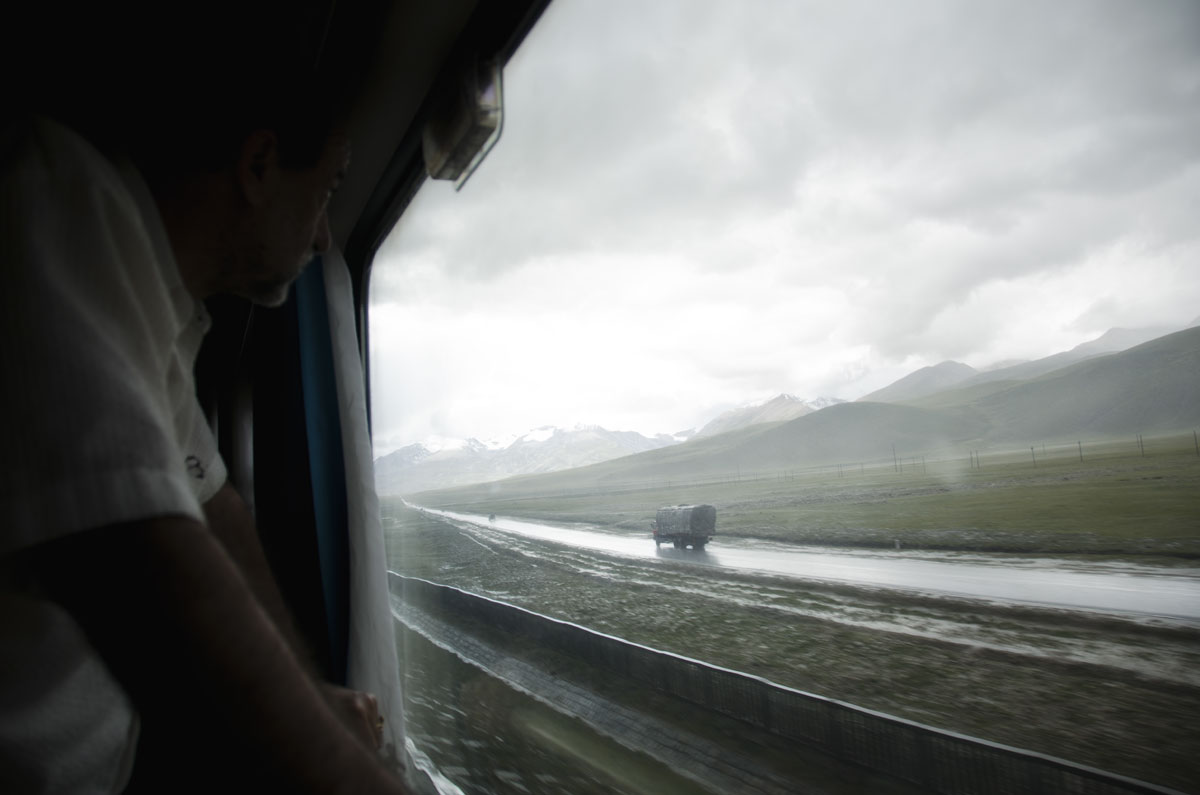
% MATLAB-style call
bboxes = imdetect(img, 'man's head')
[123,82,352,306]
[26,4,364,307]
[217,126,351,307]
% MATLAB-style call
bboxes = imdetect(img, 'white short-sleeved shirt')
[0,116,227,793]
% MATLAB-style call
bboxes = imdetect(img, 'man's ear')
[235,130,280,206]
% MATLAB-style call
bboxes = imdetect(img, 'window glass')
[370,2,1200,793]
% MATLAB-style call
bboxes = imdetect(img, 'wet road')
[424,508,1200,623]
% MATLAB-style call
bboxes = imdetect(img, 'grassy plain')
[385,434,1200,791]
[411,434,1200,558]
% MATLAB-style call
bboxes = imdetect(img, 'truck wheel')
[694,542,705,551]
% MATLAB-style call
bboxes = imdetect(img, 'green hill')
[713,401,987,467]
[908,325,1200,442]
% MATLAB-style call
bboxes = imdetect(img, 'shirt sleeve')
[0,117,208,553]
[172,367,228,508]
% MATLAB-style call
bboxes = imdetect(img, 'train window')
[369,2,1200,793]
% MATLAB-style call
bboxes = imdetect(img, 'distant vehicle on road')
[652,504,715,550]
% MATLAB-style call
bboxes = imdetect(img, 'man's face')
[240,133,351,307]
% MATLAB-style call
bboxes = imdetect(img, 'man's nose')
[312,212,332,255]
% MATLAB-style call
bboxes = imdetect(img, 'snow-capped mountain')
[374,424,679,495]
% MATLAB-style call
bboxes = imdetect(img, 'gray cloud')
[369,0,1200,450]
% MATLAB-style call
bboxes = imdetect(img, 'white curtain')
[318,251,406,767]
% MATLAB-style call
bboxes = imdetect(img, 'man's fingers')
[324,685,385,749]
[371,704,384,747]
[359,691,384,748]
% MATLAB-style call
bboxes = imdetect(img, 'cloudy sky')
[367,0,1200,455]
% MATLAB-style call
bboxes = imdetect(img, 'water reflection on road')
[424,508,1200,623]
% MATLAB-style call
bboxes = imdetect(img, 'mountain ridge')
[696,394,844,437]
[406,326,1200,499]
[377,325,1198,496]
[859,361,977,403]
[375,424,679,495]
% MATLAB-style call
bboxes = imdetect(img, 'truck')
[652,504,716,550]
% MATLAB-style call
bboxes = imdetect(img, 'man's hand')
[207,485,388,750]
[324,685,385,749]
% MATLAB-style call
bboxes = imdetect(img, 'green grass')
[400,435,1200,557]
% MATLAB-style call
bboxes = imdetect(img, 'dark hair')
[10,2,342,177]
[124,71,339,179]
